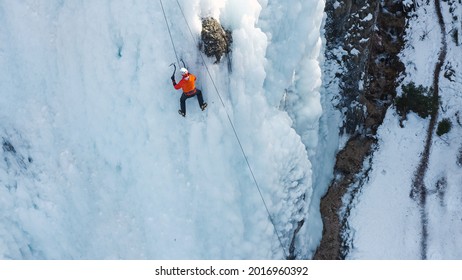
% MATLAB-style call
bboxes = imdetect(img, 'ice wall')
[0,0,325,259]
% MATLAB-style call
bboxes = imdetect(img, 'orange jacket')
[174,73,196,94]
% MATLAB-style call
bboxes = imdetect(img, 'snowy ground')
[347,0,462,259]
[0,0,326,259]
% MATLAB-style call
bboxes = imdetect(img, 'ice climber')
[171,67,207,117]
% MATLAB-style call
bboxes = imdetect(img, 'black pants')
[180,89,204,114]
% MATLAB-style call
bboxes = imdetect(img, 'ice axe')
[169,62,176,81]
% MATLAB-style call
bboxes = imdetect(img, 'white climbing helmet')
[180,67,188,75]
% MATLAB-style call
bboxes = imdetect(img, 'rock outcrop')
[314,0,407,259]
[200,17,232,63]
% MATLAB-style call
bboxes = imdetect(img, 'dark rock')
[2,139,16,153]
[315,0,407,260]
[327,0,406,135]
[200,17,232,63]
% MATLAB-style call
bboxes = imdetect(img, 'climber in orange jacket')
[172,67,207,117]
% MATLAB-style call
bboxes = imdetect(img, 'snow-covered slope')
[0,0,325,259]
[346,0,462,259]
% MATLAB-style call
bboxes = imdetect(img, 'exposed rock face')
[364,1,406,132]
[314,0,407,259]
[326,0,405,135]
[200,17,232,63]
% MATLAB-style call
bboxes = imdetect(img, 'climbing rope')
[174,0,289,259]
[159,0,180,67]
[160,0,289,259]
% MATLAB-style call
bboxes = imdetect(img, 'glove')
[171,75,176,85]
